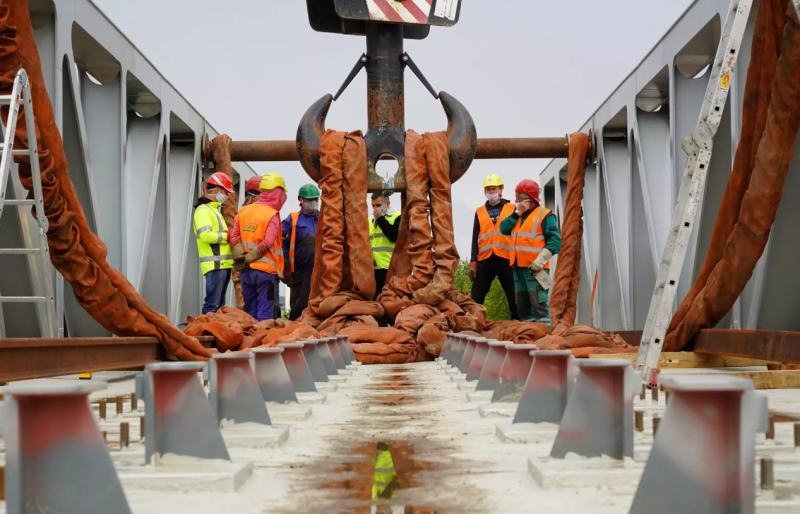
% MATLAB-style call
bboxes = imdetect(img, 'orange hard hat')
[515,179,541,203]
[245,175,262,194]
[207,172,234,194]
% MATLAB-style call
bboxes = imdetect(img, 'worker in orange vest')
[468,174,518,320]
[229,173,287,321]
[281,184,320,321]
[499,179,561,326]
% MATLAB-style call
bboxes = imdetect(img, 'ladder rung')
[0,296,46,303]
[0,144,32,156]
[3,199,34,206]
[0,94,14,105]
[0,248,41,255]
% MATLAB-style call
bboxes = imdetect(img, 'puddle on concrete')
[323,441,438,513]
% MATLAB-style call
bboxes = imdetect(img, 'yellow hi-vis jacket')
[372,449,398,500]
[369,211,400,270]
[193,202,233,275]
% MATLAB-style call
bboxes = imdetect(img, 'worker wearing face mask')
[229,173,288,321]
[369,191,401,297]
[499,179,561,327]
[469,174,519,320]
[281,184,320,320]
[193,172,235,314]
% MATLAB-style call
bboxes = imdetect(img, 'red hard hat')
[207,172,234,194]
[515,179,541,203]
[245,175,262,194]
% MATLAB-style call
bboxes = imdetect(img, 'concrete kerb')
[252,347,299,404]
[629,375,769,514]
[209,353,290,449]
[491,344,538,403]
[278,343,318,394]
[1,381,133,514]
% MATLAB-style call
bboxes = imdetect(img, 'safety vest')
[371,449,398,500]
[238,203,284,278]
[476,202,516,261]
[193,203,233,275]
[369,211,400,270]
[288,211,300,273]
[510,205,551,269]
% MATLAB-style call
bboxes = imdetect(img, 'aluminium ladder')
[0,68,57,338]
[634,0,754,387]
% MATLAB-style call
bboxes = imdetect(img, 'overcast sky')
[93,0,693,259]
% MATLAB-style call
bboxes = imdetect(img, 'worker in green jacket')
[369,191,401,297]
[500,179,561,326]
[193,172,235,314]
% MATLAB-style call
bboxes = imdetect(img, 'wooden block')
[0,464,4,500]
[709,370,800,390]
[590,352,777,369]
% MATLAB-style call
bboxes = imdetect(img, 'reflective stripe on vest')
[510,205,550,268]
[289,211,300,273]
[476,202,516,261]
[238,203,284,278]
[193,203,233,275]
[369,211,400,270]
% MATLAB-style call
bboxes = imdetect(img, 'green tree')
[453,260,512,322]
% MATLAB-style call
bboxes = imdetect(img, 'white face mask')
[381,206,389,216]
[304,200,318,212]
[485,192,501,203]
[516,201,529,212]
[215,192,228,203]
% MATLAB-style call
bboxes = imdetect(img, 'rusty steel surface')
[693,330,800,365]
[0,336,217,382]
[476,137,570,159]
[605,329,800,364]
[218,137,577,163]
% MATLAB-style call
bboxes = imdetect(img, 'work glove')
[244,248,263,265]
[231,243,245,260]
[528,248,553,274]
[282,271,294,286]
[467,262,477,281]
[233,257,246,273]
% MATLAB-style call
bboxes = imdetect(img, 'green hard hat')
[298,184,320,199]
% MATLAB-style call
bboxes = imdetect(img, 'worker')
[282,184,320,321]
[468,174,519,320]
[193,172,235,315]
[499,179,561,327]
[369,191,401,296]
[243,175,262,206]
[229,173,287,322]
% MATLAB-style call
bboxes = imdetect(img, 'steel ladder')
[634,0,754,386]
[0,68,57,338]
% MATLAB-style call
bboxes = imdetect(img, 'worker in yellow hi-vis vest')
[368,192,401,297]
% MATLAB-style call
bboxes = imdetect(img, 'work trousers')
[470,255,519,320]
[202,268,231,315]
[289,269,312,321]
[374,268,389,299]
[239,268,276,322]
[513,266,550,327]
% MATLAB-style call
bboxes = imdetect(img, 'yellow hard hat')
[259,173,287,192]
[483,174,504,188]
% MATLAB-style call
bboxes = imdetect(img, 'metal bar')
[212,136,575,163]
[0,296,45,302]
[0,337,161,382]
